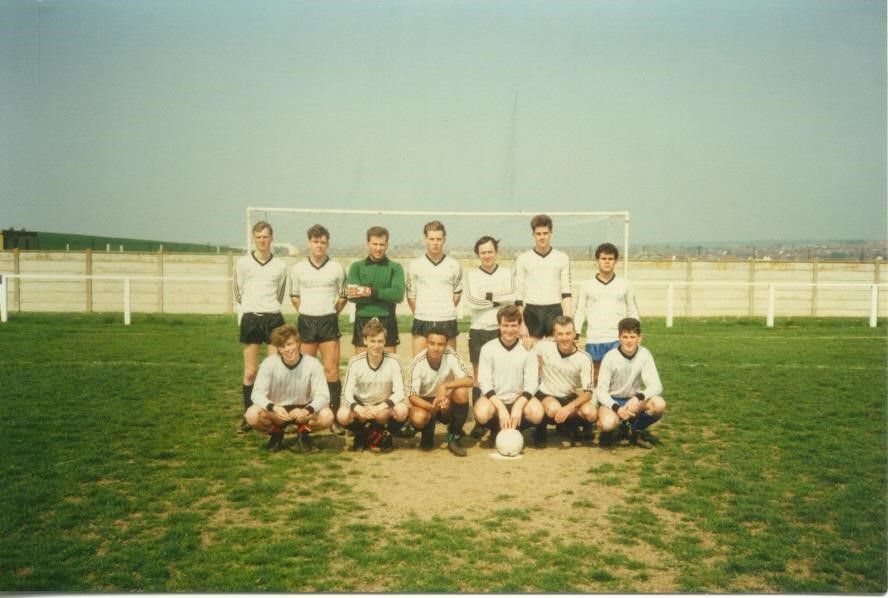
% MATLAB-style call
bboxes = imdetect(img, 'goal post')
[245,207,631,276]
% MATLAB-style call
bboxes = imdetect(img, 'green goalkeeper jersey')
[347,256,405,318]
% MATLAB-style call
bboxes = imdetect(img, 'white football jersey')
[289,257,346,316]
[406,254,463,321]
[409,347,473,397]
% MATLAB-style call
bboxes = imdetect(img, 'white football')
[495,428,524,457]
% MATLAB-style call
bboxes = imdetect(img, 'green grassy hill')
[4,230,239,253]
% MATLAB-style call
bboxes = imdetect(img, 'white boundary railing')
[0,274,231,326]
[1,273,884,328]
[633,281,886,329]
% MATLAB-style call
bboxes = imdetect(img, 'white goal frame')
[245,208,631,275]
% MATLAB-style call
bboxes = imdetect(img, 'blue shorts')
[586,341,620,362]
[612,396,661,431]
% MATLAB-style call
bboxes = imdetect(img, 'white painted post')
[124,277,132,326]
[870,284,878,328]
[0,275,7,323]
[666,283,674,328]
[766,284,776,328]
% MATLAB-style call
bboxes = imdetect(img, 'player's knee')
[647,396,666,416]
[598,411,619,432]
[451,387,469,404]
[579,404,597,422]
[244,405,263,427]
[524,401,545,424]
[315,407,334,429]
[410,408,431,428]
[336,407,353,426]
[473,403,492,425]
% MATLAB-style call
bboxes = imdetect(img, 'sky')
[2,0,886,247]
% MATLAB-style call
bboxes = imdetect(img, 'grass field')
[0,314,885,592]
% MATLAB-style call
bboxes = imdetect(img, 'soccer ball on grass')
[495,428,524,457]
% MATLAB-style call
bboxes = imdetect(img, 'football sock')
[242,384,254,411]
[327,380,342,412]
[449,402,469,436]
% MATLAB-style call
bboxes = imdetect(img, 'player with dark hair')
[347,226,405,353]
[289,224,347,433]
[234,221,289,434]
[532,316,596,447]
[406,220,463,355]
[515,214,572,348]
[463,235,517,438]
[337,318,408,452]
[595,317,666,449]
[574,241,638,384]
[244,324,334,452]
[473,305,543,447]
[407,327,474,456]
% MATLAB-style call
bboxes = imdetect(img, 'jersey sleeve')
[522,349,539,397]
[560,253,572,296]
[405,260,418,300]
[250,359,274,408]
[478,343,495,397]
[640,350,663,398]
[275,264,288,304]
[307,360,331,412]
[626,281,639,320]
[464,270,493,309]
[341,359,358,408]
[573,282,588,335]
[595,353,617,409]
[289,265,300,298]
[233,259,246,305]
[452,262,463,294]
[389,359,407,405]
[374,263,405,305]
[514,254,526,304]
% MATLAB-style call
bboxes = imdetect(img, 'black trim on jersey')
[479,264,499,276]
[557,347,577,358]
[425,354,443,371]
[595,273,617,285]
[499,338,520,351]
[365,353,386,372]
[364,255,390,265]
[425,254,446,267]
[309,256,330,271]
[251,251,275,266]
[279,354,303,370]
[533,247,553,258]
[618,347,639,360]
[561,293,572,298]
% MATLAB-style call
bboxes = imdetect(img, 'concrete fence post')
[124,277,132,326]
[870,285,878,328]
[0,275,7,323]
[666,283,674,328]
[85,249,93,313]
[13,248,20,312]
[767,284,776,328]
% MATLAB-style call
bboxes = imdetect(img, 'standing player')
[473,305,544,447]
[463,235,517,437]
[407,327,474,456]
[347,226,405,354]
[234,221,289,434]
[573,242,639,384]
[514,214,572,348]
[406,220,463,355]
[289,224,347,432]
[337,319,409,452]
[244,325,334,452]
[595,317,666,449]
[533,316,596,448]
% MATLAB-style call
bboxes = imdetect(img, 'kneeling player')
[533,316,596,447]
[407,327,474,456]
[244,325,334,452]
[595,317,666,449]
[337,318,408,452]
[473,305,543,447]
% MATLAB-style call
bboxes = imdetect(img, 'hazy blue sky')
[3,0,886,246]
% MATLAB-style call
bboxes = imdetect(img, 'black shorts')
[523,303,563,338]
[468,328,500,365]
[240,312,286,344]
[534,391,578,406]
[297,313,341,343]
[352,314,400,347]
[411,319,459,340]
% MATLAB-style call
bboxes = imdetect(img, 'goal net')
[244,208,630,275]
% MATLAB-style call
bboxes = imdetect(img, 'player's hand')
[354,405,371,420]
[271,405,290,421]
[509,408,523,430]
[518,322,529,339]
[290,408,310,423]
[616,405,632,420]
[498,407,512,429]
[624,397,643,418]
[554,405,574,424]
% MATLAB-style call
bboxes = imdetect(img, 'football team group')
[234,214,666,455]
